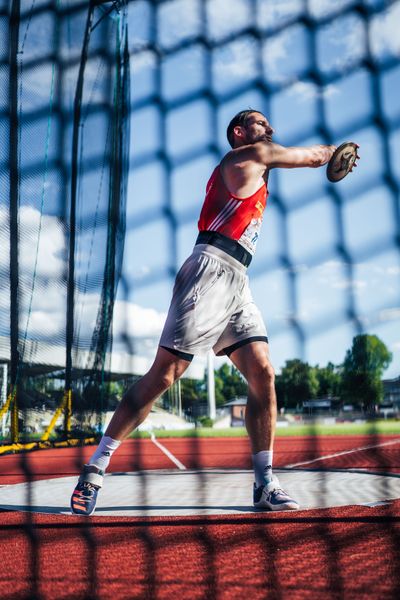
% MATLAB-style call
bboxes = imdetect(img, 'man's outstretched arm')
[254,141,336,169]
[227,141,336,171]
[220,141,337,198]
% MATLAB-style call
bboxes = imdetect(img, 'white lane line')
[150,433,187,470]
[284,438,400,469]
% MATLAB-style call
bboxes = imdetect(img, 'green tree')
[341,334,392,411]
[213,368,226,407]
[215,363,247,406]
[315,362,341,397]
[180,364,247,415]
[275,359,319,409]
[180,377,207,412]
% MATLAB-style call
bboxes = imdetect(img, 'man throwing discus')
[71,109,339,516]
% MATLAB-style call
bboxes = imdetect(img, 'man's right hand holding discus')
[326,142,360,182]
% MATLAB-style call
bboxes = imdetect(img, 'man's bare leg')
[229,340,276,455]
[229,340,299,510]
[70,346,191,515]
[105,346,191,441]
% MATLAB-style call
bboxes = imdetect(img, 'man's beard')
[246,131,273,144]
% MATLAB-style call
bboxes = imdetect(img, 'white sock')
[88,436,121,472]
[252,450,273,487]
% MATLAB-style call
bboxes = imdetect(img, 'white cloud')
[332,279,367,291]
[357,262,400,278]
[18,206,65,278]
[27,310,64,337]
[157,0,201,48]
[17,290,167,359]
[324,14,366,73]
[0,205,168,358]
[263,29,291,82]
[20,53,105,110]
[257,0,303,29]
[0,205,65,277]
[370,2,400,60]
[308,0,355,20]
[288,263,309,274]
[0,208,10,271]
[138,265,150,277]
[289,81,339,102]
[213,36,257,80]
[21,63,56,110]
[274,308,311,323]
[314,259,400,296]
[112,300,167,339]
[379,308,400,322]
[64,57,106,105]
[315,260,346,284]
[131,50,157,74]
[207,0,251,41]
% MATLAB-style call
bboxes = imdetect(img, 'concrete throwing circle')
[0,469,399,516]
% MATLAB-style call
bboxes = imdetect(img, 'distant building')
[383,376,400,408]
[379,376,400,417]
[224,397,247,427]
[302,397,341,415]
[224,397,290,428]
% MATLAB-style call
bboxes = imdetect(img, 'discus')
[327,142,359,183]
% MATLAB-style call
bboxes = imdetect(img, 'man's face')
[240,112,275,144]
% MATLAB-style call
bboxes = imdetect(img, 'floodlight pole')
[177,379,182,418]
[207,351,216,421]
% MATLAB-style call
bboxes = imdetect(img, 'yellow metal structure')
[41,392,68,441]
[0,391,12,421]
[64,388,72,434]
[1,386,95,454]
[0,437,96,456]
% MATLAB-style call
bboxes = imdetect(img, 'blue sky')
[0,0,399,381]
[122,0,400,378]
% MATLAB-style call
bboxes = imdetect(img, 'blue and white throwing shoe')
[253,475,300,511]
[70,464,104,516]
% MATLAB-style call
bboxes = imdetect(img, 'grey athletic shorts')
[159,243,268,358]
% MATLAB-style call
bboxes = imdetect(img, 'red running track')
[1,435,399,485]
[1,435,400,599]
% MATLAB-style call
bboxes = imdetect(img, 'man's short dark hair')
[226,109,262,148]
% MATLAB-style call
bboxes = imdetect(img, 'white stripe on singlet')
[208,198,237,230]
[208,198,240,231]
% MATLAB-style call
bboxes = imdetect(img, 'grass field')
[131,419,400,438]
[1,420,398,448]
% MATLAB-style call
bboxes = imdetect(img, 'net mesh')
[1,0,400,598]
[112,0,400,387]
[1,0,129,442]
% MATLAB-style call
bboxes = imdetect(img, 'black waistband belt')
[195,231,252,267]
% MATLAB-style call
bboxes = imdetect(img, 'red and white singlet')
[198,165,268,256]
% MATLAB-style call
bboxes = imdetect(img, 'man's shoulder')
[222,141,274,164]
[221,144,272,177]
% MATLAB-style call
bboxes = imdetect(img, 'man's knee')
[124,357,187,409]
[248,360,275,389]
[159,368,179,391]
[155,359,188,392]
[148,347,190,391]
